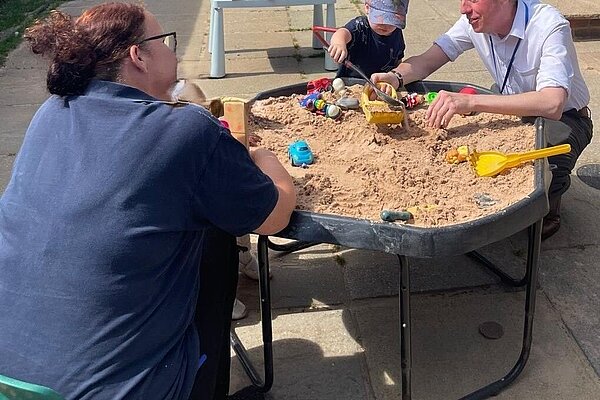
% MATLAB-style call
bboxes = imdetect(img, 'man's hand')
[371,72,397,93]
[425,90,475,128]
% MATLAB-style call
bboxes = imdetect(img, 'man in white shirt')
[374,0,593,240]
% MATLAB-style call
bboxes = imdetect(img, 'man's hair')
[25,3,147,96]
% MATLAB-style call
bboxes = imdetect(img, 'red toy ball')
[459,87,478,95]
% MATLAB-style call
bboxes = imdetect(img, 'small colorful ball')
[459,87,478,95]
[314,99,327,110]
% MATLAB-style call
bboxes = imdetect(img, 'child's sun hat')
[367,0,409,29]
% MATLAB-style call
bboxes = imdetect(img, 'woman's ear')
[128,45,148,72]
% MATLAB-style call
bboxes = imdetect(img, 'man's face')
[460,0,505,33]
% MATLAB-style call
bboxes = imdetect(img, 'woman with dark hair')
[0,2,295,399]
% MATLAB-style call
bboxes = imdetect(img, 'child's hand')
[328,43,348,64]
[248,133,262,147]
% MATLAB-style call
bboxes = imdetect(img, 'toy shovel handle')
[312,26,335,49]
[512,144,571,163]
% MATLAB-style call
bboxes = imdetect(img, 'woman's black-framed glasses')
[139,32,177,53]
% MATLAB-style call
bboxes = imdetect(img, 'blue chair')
[0,374,64,400]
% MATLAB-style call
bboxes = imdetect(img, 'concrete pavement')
[1,0,599,398]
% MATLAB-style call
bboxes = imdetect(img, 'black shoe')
[542,195,562,240]
[542,215,561,240]
[227,386,265,400]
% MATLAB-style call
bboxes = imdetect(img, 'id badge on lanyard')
[489,1,529,94]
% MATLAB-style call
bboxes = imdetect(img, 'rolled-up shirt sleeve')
[536,22,574,93]
[434,16,474,61]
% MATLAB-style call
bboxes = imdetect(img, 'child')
[328,0,409,79]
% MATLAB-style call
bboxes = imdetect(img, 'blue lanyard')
[489,1,529,94]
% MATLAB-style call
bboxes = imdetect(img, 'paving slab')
[352,291,600,400]
[421,0,463,26]
[539,245,600,376]
[546,0,600,16]
[220,9,291,34]
[230,309,369,399]
[0,74,48,107]
[237,243,350,310]
[0,105,40,154]
[240,229,531,305]
[1,43,48,71]
[542,178,600,248]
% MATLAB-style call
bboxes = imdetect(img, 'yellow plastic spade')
[470,144,571,177]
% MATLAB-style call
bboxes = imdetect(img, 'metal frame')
[230,235,274,391]
[208,0,337,78]
[230,220,542,399]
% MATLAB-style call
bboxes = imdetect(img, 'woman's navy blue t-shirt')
[0,80,277,399]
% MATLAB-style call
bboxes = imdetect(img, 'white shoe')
[232,298,248,320]
[239,251,272,281]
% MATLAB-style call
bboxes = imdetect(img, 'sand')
[248,85,536,227]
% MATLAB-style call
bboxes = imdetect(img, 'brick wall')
[567,15,600,41]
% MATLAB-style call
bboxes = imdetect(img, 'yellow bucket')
[360,82,405,125]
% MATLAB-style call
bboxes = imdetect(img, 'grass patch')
[0,0,65,67]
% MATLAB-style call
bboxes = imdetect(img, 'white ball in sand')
[332,78,345,93]
[326,104,342,119]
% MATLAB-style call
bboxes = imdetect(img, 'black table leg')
[266,238,319,254]
[232,219,541,399]
[459,220,542,399]
[466,251,527,287]
[230,235,274,392]
[398,254,412,400]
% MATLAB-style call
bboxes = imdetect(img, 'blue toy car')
[288,140,314,167]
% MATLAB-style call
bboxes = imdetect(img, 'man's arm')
[371,44,451,91]
[371,44,566,128]
[250,148,296,235]
[426,20,572,128]
[466,87,566,119]
[426,87,567,128]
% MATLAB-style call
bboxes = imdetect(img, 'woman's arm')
[250,148,296,235]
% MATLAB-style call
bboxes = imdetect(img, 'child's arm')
[328,28,352,63]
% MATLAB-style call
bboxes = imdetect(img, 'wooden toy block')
[223,100,249,134]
